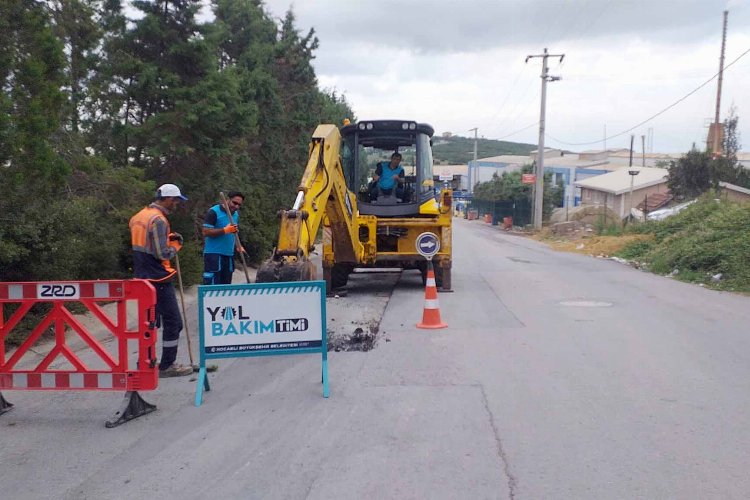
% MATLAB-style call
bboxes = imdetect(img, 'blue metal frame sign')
[416,232,440,259]
[194,280,329,406]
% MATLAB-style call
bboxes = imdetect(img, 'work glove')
[223,224,238,234]
[168,232,183,252]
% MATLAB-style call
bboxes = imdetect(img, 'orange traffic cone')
[417,260,447,329]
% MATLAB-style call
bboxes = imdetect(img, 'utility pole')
[641,135,646,167]
[707,10,728,155]
[526,48,564,230]
[628,134,634,167]
[469,127,478,194]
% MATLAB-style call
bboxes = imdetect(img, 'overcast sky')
[259,0,750,154]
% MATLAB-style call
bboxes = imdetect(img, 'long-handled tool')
[220,191,251,283]
[173,253,196,369]
[174,253,218,373]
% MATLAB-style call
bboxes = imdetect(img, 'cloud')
[263,0,750,152]
[267,0,749,53]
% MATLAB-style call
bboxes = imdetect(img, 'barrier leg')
[194,367,211,407]
[0,392,13,416]
[105,391,156,428]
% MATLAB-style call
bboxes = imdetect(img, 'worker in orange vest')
[129,184,193,378]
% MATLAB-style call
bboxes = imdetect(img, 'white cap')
[156,183,188,201]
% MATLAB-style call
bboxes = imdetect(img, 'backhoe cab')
[256,120,453,292]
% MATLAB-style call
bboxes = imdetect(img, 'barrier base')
[0,392,13,416]
[105,391,156,428]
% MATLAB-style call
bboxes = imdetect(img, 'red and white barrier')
[0,279,159,426]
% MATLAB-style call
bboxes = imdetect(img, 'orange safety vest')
[129,205,176,282]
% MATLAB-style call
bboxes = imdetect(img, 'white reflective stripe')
[42,373,56,388]
[424,299,440,309]
[9,284,23,300]
[94,283,110,298]
[69,373,84,388]
[13,373,26,387]
[97,374,112,389]
[426,278,436,287]
[163,339,179,347]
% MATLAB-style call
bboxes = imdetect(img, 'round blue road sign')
[416,232,440,259]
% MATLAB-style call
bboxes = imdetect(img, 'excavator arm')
[256,124,363,283]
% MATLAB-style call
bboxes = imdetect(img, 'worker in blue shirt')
[370,152,406,201]
[202,191,246,285]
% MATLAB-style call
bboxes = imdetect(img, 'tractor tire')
[330,264,350,290]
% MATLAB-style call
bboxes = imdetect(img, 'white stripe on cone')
[426,278,436,287]
[424,299,440,309]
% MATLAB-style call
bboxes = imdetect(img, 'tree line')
[0,0,354,284]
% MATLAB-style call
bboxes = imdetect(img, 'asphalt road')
[2,218,750,499]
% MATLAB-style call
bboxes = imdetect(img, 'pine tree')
[0,0,70,279]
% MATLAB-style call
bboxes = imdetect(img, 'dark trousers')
[369,184,404,201]
[203,253,234,285]
[154,282,183,369]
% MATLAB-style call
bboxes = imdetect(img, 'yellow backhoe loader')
[256,120,453,291]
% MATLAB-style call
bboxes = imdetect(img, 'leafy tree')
[473,164,561,216]
[0,0,358,287]
[0,0,68,191]
[711,107,749,189]
[48,0,102,133]
[669,110,746,200]
[667,148,711,199]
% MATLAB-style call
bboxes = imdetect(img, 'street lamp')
[628,169,640,220]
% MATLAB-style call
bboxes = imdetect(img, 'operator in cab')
[370,152,406,201]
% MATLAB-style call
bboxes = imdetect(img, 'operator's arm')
[150,218,176,260]
[372,163,383,183]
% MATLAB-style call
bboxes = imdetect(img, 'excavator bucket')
[255,259,317,283]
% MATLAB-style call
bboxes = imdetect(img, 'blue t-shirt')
[377,162,404,190]
[203,205,239,256]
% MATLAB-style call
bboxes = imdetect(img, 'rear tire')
[330,264,350,289]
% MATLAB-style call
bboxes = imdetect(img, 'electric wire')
[494,121,539,141]
[545,46,750,147]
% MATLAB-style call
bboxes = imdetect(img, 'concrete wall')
[581,182,669,218]
[720,189,750,203]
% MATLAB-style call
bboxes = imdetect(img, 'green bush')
[616,197,750,291]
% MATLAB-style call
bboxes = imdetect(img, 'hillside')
[432,134,536,164]
[543,196,750,293]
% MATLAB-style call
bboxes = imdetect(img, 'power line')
[493,121,539,140]
[545,46,750,147]
[485,63,530,130]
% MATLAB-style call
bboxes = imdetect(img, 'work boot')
[159,363,194,378]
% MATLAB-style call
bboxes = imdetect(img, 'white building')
[575,167,670,219]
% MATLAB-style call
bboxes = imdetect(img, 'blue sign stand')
[194,280,329,406]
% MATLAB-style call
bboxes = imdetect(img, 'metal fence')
[469,199,532,227]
